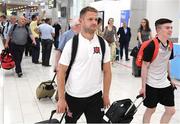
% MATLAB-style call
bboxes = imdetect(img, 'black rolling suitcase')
[132,57,141,77]
[35,110,65,124]
[103,94,144,123]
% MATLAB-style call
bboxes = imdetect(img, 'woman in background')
[103,18,118,64]
[137,18,152,45]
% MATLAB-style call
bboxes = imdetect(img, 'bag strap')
[12,24,17,32]
[151,38,159,62]
[1,49,10,60]
[25,25,29,34]
[168,40,173,49]
[65,34,79,82]
[5,21,10,33]
[97,35,105,70]
[65,34,105,82]
[12,24,29,34]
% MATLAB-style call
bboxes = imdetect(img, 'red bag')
[136,38,173,67]
[0,49,15,70]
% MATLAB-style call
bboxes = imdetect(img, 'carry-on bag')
[35,110,65,124]
[36,73,57,100]
[103,94,144,123]
[0,49,15,70]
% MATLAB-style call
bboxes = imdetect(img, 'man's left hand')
[103,95,110,109]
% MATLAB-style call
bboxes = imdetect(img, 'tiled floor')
[1,39,180,124]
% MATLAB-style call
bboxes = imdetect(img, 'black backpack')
[65,34,106,81]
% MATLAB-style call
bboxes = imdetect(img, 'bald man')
[5,16,36,77]
[54,18,81,71]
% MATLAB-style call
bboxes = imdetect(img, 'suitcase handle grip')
[49,110,66,123]
[136,94,143,99]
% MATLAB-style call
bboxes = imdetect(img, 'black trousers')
[11,43,25,73]
[41,39,53,66]
[120,42,129,59]
[65,91,104,123]
[32,38,40,63]
[25,38,32,56]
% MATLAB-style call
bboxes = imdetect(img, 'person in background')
[24,18,32,57]
[5,16,36,77]
[38,18,55,67]
[103,18,118,65]
[53,20,62,49]
[56,6,111,123]
[30,14,41,63]
[139,18,176,124]
[96,17,103,37]
[137,18,152,45]
[54,18,81,72]
[0,15,7,47]
[3,15,17,48]
[117,22,131,61]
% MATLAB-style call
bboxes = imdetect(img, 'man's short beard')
[84,28,95,34]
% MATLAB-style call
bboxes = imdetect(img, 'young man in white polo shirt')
[139,18,176,124]
[56,6,111,123]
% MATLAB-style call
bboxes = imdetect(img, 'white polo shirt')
[59,33,110,98]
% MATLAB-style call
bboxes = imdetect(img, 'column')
[129,0,147,48]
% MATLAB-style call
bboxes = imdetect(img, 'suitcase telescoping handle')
[124,94,144,116]
[39,73,57,87]
[50,73,57,85]
[50,110,66,123]
[52,73,57,82]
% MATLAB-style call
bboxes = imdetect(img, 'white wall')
[146,0,179,39]
[89,0,131,29]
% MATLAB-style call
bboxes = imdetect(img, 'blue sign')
[120,10,130,27]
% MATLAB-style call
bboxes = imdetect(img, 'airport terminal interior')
[1,0,180,124]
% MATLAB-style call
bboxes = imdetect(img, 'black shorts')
[144,84,175,108]
[65,91,104,123]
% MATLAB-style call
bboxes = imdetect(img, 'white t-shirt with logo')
[59,33,110,98]
[147,44,173,88]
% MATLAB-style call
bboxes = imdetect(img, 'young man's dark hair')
[31,15,37,20]
[155,18,172,28]
[45,18,50,23]
[80,6,98,18]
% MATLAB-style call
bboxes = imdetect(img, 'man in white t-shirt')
[139,18,176,124]
[56,6,111,123]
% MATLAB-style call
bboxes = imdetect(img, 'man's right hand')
[56,98,68,113]
[139,87,146,98]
